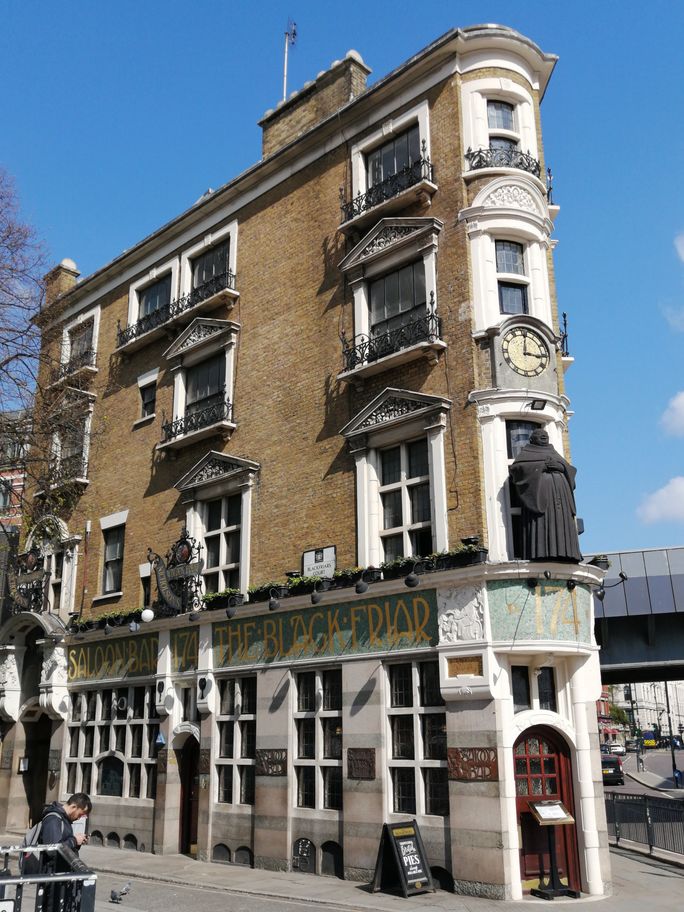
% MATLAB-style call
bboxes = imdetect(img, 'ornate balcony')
[464,147,541,178]
[50,349,97,385]
[340,151,437,232]
[159,392,235,451]
[339,307,446,382]
[116,270,238,353]
[51,453,89,486]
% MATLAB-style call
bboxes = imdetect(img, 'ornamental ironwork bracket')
[148,528,204,616]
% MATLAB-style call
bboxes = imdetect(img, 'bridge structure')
[594,547,684,684]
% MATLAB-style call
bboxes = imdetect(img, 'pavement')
[1,827,683,910]
[626,765,684,796]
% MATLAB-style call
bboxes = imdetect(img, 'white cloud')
[662,305,684,332]
[661,391,684,436]
[638,477,684,524]
[675,234,684,263]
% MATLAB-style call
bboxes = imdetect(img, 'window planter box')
[287,577,333,596]
[331,568,364,589]
[381,559,428,581]
[203,592,245,611]
[248,584,289,603]
[432,548,489,571]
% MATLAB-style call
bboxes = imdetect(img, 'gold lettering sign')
[213,591,438,667]
[447,655,483,677]
[67,634,159,682]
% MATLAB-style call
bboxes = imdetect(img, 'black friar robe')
[509,433,582,563]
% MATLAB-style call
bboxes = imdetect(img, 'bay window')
[341,388,450,568]
[496,240,528,315]
[160,318,238,449]
[338,217,444,378]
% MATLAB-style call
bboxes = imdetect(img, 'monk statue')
[508,428,582,562]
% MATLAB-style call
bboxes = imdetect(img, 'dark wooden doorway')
[178,738,199,857]
[23,714,53,825]
[514,727,580,893]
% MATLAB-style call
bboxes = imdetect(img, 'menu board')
[370,820,434,897]
[529,800,574,826]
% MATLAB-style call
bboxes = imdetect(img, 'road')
[605,748,684,798]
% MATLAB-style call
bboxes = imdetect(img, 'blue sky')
[2,0,684,554]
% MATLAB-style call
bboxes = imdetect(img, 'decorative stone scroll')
[437,587,485,643]
[358,225,418,259]
[482,185,538,213]
[447,747,498,782]
[357,396,424,430]
[347,748,376,780]
[255,749,288,776]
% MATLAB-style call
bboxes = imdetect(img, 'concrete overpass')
[594,547,684,684]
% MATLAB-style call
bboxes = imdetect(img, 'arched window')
[98,756,124,797]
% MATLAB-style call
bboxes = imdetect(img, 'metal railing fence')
[605,792,684,856]
[0,843,97,912]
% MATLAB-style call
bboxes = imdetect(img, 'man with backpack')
[23,793,91,874]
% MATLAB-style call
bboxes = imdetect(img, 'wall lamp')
[103,623,113,636]
[530,399,547,411]
[355,570,371,595]
[405,561,421,589]
[128,620,140,633]
[268,588,281,612]
[527,577,539,589]
[141,608,155,623]
[188,610,201,622]
[566,580,576,591]
[311,581,325,605]
[594,571,628,603]
[543,570,552,580]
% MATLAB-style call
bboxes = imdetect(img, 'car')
[625,739,639,752]
[600,743,612,755]
[609,743,626,756]
[601,756,624,785]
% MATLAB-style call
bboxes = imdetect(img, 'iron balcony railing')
[464,147,541,178]
[116,269,237,348]
[342,310,441,372]
[161,391,232,443]
[605,791,684,856]
[0,843,97,912]
[50,349,97,384]
[341,153,435,223]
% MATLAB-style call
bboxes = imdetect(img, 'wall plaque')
[213,591,437,668]
[347,747,376,780]
[255,749,287,776]
[447,656,483,677]
[448,747,498,782]
[48,750,61,773]
[170,628,198,673]
[0,749,13,771]
[487,580,592,646]
[67,634,159,682]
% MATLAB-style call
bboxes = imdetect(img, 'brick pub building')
[0,25,611,899]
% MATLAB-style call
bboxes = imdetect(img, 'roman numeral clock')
[493,323,557,393]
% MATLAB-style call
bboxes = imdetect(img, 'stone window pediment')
[340,388,451,447]
[339,217,443,278]
[176,450,260,495]
[163,318,240,363]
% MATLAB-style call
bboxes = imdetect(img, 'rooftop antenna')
[283,19,297,102]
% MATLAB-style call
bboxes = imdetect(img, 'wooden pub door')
[178,739,199,857]
[514,727,581,893]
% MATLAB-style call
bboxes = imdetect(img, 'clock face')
[501,327,550,377]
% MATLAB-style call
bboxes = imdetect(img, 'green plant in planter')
[428,544,488,570]
[248,581,289,602]
[287,575,332,595]
[332,567,364,588]
[380,555,426,578]
[203,588,244,609]
[589,554,611,570]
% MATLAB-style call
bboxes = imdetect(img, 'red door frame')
[513,726,581,893]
